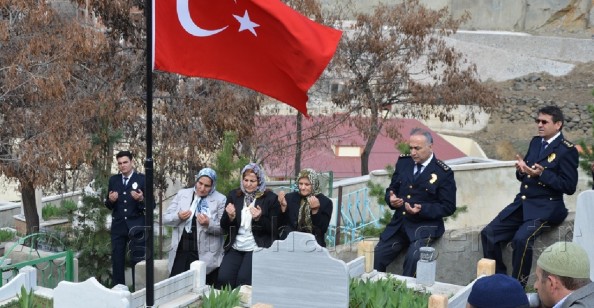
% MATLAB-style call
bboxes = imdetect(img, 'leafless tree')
[330,0,500,174]
[0,0,138,234]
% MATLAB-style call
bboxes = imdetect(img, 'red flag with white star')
[153,0,342,115]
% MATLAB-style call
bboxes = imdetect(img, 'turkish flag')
[154,0,342,115]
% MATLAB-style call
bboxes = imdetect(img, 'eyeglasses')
[534,119,550,125]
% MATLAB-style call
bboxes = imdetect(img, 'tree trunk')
[361,119,382,176]
[21,181,40,235]
[294,113,303,177]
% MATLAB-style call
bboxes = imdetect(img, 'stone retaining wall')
[330,212,575,287]
[497,98,593,134]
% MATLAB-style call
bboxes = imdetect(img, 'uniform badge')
[547,153,556,163]
[132,182,138,190]
[430,173,437,184]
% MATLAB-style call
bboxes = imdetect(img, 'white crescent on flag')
[177,0,228,37]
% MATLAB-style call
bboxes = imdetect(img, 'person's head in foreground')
[533,241,591,308]
[466,273,529,308]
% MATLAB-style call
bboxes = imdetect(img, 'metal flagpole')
[144,0,155,305]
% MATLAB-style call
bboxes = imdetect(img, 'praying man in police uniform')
[481,105,579,287]
[374,128,457,277]
[104,150,147,287]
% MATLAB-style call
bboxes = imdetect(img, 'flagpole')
[144,0,155,305]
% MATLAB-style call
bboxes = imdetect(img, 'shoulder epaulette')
[436,160,450,171]
[562,139,574,148]
[399,153,411,158]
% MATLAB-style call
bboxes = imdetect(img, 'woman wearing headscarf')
[278,168,333,247]
[163,168,226,284]
[217,163,279,288]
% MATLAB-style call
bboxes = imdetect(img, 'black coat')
[279,191,333,247]
[220,189,280,251]
[104,171,146,230]
[499,134,578,224]
[381,154,457,241]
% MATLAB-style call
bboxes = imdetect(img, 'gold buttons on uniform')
[521,196,526,200]
[524,185,528,189]
[407,195,411,199]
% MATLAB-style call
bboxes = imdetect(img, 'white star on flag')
[233,10,260,36]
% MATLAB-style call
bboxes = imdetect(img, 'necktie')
[123,176,128,186]
[414,163,423,180]
[539,141,548,156]
[185,197,200,233]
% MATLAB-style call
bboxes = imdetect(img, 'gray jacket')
[163,187,226,274]
[561,282,594,308]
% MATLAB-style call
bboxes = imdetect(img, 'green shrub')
[349,277,430,308]
[4,286,51,308]
[0,229,16,242]
[41,200,78,220]
[60,200,78,213]
[61,195,112,287]
[359,210,393,238]
[444,205,468,222]
[201,285,241,308]
[41,203,60,220]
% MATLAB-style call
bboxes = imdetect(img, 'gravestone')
[252,231,349,308]
[54,277,131,308]
[573,190,594,280]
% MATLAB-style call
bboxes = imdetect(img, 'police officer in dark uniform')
[374,128,457,277]
[104,150,146,286]
[481,105,578,287]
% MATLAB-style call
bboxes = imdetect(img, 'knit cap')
[467,274,529,308]
[537,241,590,279]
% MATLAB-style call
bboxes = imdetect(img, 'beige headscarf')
[296,168,321,233]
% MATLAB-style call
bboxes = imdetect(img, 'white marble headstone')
[252,232,349,308]
[573,190,594,280]
[54,277,131,308]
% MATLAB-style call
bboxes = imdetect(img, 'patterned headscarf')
[194,167,217,196]
[240,163,266,205]
[295,168,321,197]
[296,168,321,233]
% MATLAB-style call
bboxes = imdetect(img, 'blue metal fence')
[271,183,382,247]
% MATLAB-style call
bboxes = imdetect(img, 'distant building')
[258,115,466,180]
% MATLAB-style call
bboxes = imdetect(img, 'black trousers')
[373,228,433,277]
[481,207,550,287]
[216,248,253,289]
[111,220,146,287]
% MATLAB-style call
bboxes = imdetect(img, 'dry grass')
[495,140,518,160]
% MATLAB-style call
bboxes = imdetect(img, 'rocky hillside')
[469,61,594,160]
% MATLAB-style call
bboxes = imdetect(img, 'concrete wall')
[276,160,591,229]
[328,0,593,31]
[0,203,20,228]
[0,175,19,203]
[448,160,590,229]
[331,213,575,286]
